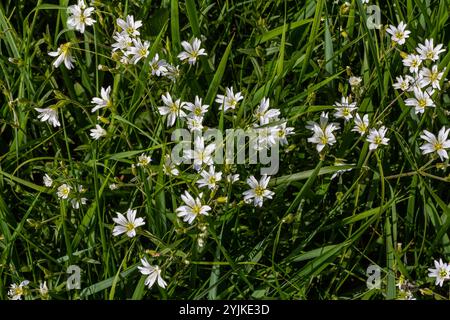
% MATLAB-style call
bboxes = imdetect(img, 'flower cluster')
[397,38,445,115]
[7,280,49,300]
[388,23,448,161]
[48,0,97,69]
[42,2,294,292]
[306,95,389,155]
[111,15,149,64]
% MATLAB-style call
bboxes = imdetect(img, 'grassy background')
[1,0,450,299]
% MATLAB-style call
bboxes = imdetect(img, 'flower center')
[418,98,427,108]
[61,43,71,55]
[80,13,87,23]
[208,176,216,185]
[342,108,350,117]
[395,31,404,39]
[192,204,202,215]
[430,71,439,82]
[126,27,135,35]
[439,268,448,278]
[254,186,265,197]
[374,136,383,145]
[320,136,328,145]
[139,48,148,57]
[126,222,135,232]
[434,142,443,151]
[170,103,179,114]
[16,287,24,296]
[426,50,434,59]
[277,130,284,138]
[359,124,367,132]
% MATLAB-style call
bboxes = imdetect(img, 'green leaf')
[204,36,234,107]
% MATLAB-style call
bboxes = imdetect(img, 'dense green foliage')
[1,0,450,300]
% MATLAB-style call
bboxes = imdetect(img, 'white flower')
[400,290,416,300]
[393,75,412,91]
[90,124,107,140]
[111,32,132,52]
[43,174,53,187]
[35,107,61,127]
[126,38,150,64]
[420,127,450,161]
[307,112,340,153]
[416,39,446,62]
[407,73,426,91]
[67,0,96,34]
[8,280,29,300]
[253,126,277,151]
[243,175,274,208]
[149,53,168,76]
[428,259,450,287]
[48,42,75,69]
[71,197,87,209]
[352,114,369,136]
[117,15,142,37]
[176,190,211,224]
[186,116,204,132]
[91,86,112,112]
[183,136,216,171]
[162,64,181,82]
[109,183,119,190]
[184,96,209,118]
[273,122,295,146]
[404,87,435,114]
[138,258,167,289]
[254,98,280,125]
[137,153,152,167]
[70,185,87,210]
[215,87,244,112]
[112,208,145,238]
[197,166,222,190]
[226,174,240,184]
[163,154,179,176]
[366,126,389,150]
[333,96,358,121]
[386,21,410,45]
[419,65,445,90]
[158,92,186,127]
[306,111,338,131]
[39,281,49,299]
[119,54,131,65]
[349,76,362,87]
[57,184,72,199]
[177,37,207,65]
[402,54,422,74]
